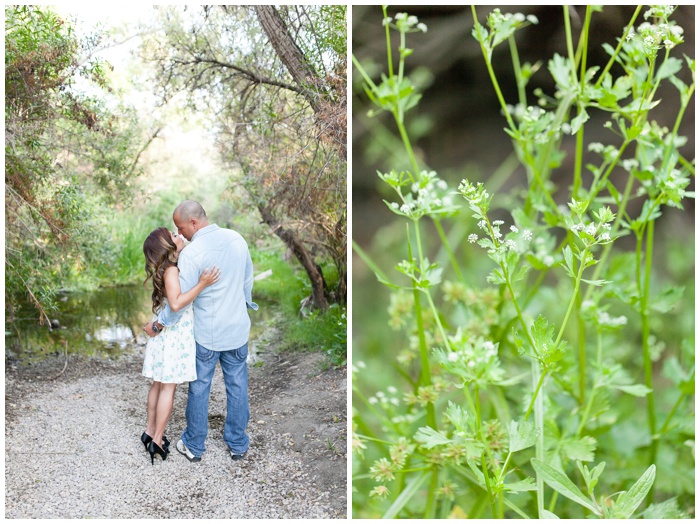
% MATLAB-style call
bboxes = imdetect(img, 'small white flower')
[390,398,400,406]
[437,180,447,190]
[387,386,398,394]
[447,352,459,362]
[369,397,378,404]
[478,220,487,230]
[526,14,538,24]
[510,225,519,233]
[600,233,611,242]
[522,229,533,241]
[493,230,502,239]
[411,183,420,193]
[585,223,597,236]
[417,22,428,33]
[468,360,476,368]
[468,234,479,243]
[391,202,399,209]
[505,239,517,250]
[382,17,393,26]
[493,220,504,226]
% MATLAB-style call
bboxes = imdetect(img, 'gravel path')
[5,348,347,519]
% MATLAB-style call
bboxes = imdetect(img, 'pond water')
[5,285,277,365]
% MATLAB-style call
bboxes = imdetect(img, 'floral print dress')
[142,304,196,383]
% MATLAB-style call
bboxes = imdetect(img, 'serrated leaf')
[650,285,685,313]
[611,384,652,397]
[642,497,687,519]
[562,436,597,462]
[502,477,537,493]
[444,401,473,434]
[414,426,451,449]
[581,278,611,287]
[531,459,600,514]
[562,245,575,278]
[614,465,656,518]
[507,419,537,453]
[570,107,590,134]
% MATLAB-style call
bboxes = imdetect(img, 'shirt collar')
[191,223,219,242]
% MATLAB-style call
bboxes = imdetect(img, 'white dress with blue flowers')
[142,304,196,383]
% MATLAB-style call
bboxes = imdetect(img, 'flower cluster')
[434,330,505,386]
[384,170,458,220]
[623,7,684,55]
[383,12,428,33]
[567,201,616,246]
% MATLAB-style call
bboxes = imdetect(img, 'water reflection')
[6,285,275,364]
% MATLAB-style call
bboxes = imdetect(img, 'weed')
[352,6,694,519]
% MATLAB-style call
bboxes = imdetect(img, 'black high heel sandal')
[148,441,168,465]
[141,433,170,452]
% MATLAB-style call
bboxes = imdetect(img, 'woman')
[140,227,220,465]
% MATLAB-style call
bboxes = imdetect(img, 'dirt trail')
[5,329,348,519]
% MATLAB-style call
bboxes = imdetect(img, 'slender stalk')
[594,5,643,89]
[642,221,657,468]
[659,380,692,434]
[408,224,436,429]
[432,218,464,282]
[424,467,439,518]
[533,360,546,518]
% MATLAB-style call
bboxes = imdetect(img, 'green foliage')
[5,5,146,321]
[353,5,694,519]
[252,249,346,367]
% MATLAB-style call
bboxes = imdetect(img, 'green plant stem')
[641,221,657,470]
[432,217,464,282]
[382,6,394,79]
[408,223,436,429]
[576,291,586,405]
[508,35,526,107]
[594,6,642,89]
[659,381,692,434]
[533,360,546,518]
[470,6,517,133]
[424,467,439,518]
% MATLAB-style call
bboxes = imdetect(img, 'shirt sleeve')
[244,245,258,311]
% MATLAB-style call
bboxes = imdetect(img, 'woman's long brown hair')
[143,227,178,314]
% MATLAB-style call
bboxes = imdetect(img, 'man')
[144,200,257,462]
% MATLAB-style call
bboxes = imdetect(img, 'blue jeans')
[181,342,250,456]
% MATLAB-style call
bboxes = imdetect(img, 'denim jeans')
[181,342,250,456]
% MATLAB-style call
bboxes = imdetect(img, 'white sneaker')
[176,439,201,463]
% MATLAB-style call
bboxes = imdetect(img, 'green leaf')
[507,419,537,453]
[414,426,451,449]
[611,384,652,397]
[562,436,597,462]
[549,53,573,90]
[570,107,590,135]
[531,459,600,514]
[642,497,688,519]
[614,465,656,518]
[561,245,575,278]
[502,477,537,494]
[650,285,685,313]
[541,510,560,519]
[581,278,611,287]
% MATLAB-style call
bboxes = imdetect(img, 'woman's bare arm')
[163,265,220,312]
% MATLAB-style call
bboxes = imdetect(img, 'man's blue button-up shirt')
[158,224,258,351]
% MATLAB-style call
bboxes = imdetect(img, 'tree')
[5,6,146,321]
[142,5,346,310]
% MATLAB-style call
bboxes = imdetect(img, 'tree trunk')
[257,203,329,311]
[255,5,320,113]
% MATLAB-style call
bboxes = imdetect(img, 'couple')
[140,200,257,465]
